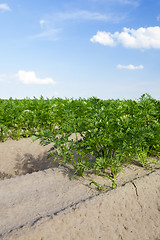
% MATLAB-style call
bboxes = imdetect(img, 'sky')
[0,0,160,100]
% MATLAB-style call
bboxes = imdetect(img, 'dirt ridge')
[0,168,160,240]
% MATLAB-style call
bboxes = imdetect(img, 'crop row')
[1,94,160,189]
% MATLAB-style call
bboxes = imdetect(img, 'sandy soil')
[0,138,160,239]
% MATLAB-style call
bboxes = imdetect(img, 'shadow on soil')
[13,151,86,180]
[14,152,60,177]
[0,149,96,181]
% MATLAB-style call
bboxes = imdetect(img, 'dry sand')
[0,138,160,240]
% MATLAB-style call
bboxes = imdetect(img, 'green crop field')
[1,94,160,190]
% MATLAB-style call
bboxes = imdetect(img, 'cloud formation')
[117,64,144,70]
[18,70,56,85]
[32,10,118,41]
[90,31,115,46]
[91,26,160,49]
[30,28,60,41]
[117,0,139,6]
[56,10,112,21]
[0,3,11,11]
[92,0,139,7]
[40,19,45,28]
[47,10,125,24]
[29,18,60,41]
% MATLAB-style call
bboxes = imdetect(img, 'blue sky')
[0,0,160,100]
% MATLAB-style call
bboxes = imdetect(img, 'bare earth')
[0,138,160,240]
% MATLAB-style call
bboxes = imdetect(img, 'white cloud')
[33,10,125,41]
[117,64,144,70]
[32,10,116,41]
[30,28,60,40]
[91,26,160,49]
[118,0,139,6]
[91,31,115,46]
[50,10,125,24]
[56,10,111,21]
[0,3,11,11]
[40,19,45,28]
[17,70,56,85]
[29,18,61,41]
[40,19,45,25]
[91,0,139,7]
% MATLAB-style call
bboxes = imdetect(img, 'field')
[0,94,160,239]
[0,93,160,187]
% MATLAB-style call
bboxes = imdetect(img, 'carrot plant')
[34,110,90,177]
[1,94,160,189]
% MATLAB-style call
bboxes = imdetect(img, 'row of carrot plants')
[1,94,160,189]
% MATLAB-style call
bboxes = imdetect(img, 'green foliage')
[136,146,150,167]
[1,94,160,189]
[89,179,108,192]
